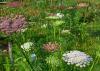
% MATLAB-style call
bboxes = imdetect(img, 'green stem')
[73,66,76,71]
[58,28,60,40]
[89,56,98,71]
[8,42,14,70]
[53,26,56,41]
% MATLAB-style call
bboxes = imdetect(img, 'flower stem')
[53,26,56,40]
[8,42,14,70]
[89,56,98,71]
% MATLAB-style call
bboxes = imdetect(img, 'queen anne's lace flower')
[19,28,28,32]
[41,24,47,28]
[0,14,27,35]
[61,29,70,34]
[21,42,33,51]
[56,13,64,18]
[62,50,93,67]
[43,42,59,52]
[46,13,64,19]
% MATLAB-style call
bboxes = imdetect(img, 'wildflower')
[30,53,36,62]
[21,42,33,51]
[66,6,75,10]
[62,50,93,68]
[18,28,28,32]
[77,2,89,9]
[43,42,59,52]
[56,13,64,18]
[0,14,27,35]
[41,24,47,28]
[46,13,64,20]
[61,29,70,34]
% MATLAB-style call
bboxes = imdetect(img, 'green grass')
[0,0,100,71]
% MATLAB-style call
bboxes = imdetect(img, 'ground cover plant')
[0,0,100,71]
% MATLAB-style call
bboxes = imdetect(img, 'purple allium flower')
[0,14,27,35]
[62,50,93,68]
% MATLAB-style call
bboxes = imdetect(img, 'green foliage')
[0,0,100,71]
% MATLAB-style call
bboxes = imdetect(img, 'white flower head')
[61,29,70,34]
[41,24,47,28]
[17,28,28,33]
[62,50,93,68]
[21,42,33,51]
[46,13,64,20]
[56,13,64,18]
[20,28,28,32]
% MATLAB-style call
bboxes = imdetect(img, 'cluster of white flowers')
[62,50,93,68]
[61,29,70,34]
[46,13,64,20]
[41,24,47,28]
[56,13,64,18]
[21,42,33,51]
[17,28,28,33]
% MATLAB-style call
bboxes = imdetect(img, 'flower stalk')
[8,42,14,70]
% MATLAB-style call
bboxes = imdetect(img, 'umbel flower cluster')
[43,42,59,52]
[0,14,27,35]
[21,42,34,51]
[46,13,64,19]
[62,50,93,68]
